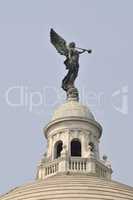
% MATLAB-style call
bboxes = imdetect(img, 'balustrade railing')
[37,157,111,180]
[69,158,87,172]
[45,162,59,176]
[96,163,107,178]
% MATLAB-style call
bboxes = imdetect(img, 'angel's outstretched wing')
[50,29,68,56]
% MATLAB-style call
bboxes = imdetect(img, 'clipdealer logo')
[111,86,128,115]
[5,86,62,112]
[4,85,128,115]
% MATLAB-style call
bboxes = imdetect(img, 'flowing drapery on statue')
[50,28,92,99]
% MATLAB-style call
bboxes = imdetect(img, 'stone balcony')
[36,155,112,180]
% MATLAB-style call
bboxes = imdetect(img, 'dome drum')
[44,117,102,139]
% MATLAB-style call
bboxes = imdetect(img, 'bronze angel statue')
[50,28,92,97]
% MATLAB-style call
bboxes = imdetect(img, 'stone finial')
[103,155,112,169]
[103,154,108,162]
[67,87,79,101]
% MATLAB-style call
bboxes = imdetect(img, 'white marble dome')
[1,175,133,200]
[52,100,95,121]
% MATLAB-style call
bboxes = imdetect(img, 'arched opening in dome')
[71,139,81,157]
[54,140,63,159]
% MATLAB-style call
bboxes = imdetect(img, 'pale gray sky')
[0,0,132,194]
